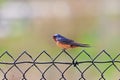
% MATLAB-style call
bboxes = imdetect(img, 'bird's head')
[53,34,62,41]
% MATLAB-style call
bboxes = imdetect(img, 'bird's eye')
[53,35,56,38]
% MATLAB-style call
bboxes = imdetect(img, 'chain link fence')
[0,50,120,80]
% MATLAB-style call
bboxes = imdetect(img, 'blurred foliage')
[0,1,120,79]
[0,0,4,5]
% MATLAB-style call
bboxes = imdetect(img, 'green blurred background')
[0,0,120,80]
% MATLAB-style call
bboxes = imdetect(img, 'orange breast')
[56,41,77,49]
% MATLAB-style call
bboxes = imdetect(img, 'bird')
[53,34,90,49]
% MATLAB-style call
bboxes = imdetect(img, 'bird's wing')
[57,37,74,44]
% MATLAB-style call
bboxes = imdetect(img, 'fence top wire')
[0,50,120,80]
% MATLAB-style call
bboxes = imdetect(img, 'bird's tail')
[78,43,90,47]
[71,42,90,47]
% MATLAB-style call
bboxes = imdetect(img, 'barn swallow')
[53,34,90,49]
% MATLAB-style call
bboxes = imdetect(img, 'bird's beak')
[53,36,57,42]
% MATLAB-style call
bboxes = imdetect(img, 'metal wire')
[0,50,120,80]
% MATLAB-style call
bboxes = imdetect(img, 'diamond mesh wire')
[0,50,120,80]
